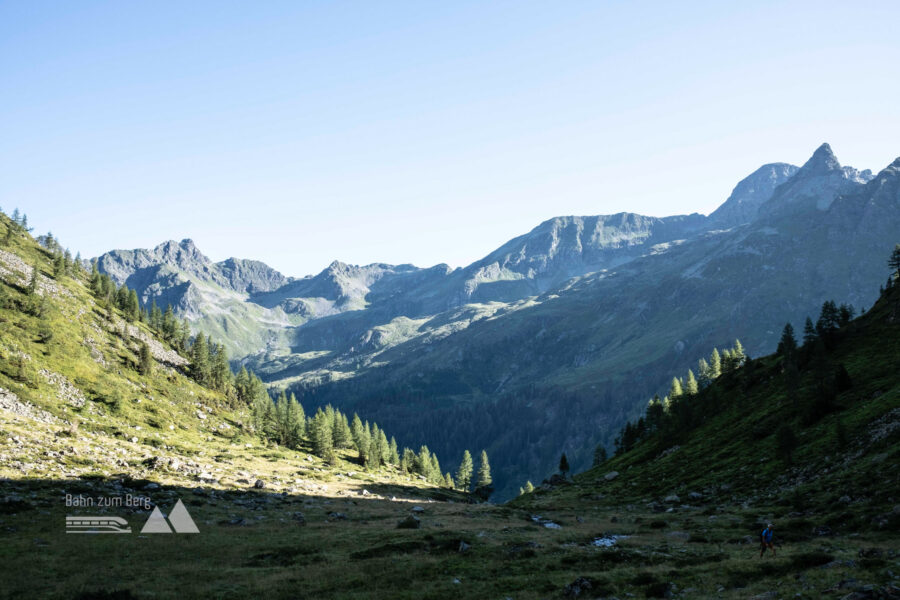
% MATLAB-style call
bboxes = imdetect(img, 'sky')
[1,1,899,277]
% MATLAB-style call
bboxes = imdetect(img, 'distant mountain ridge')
[95,143,900,498]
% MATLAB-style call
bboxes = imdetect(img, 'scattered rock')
[563,576,596,598]
[411,506,425,513]
[458,541,470,552]
[592,535,626,547]
[291,512,305,525]
[327,512,347,521]
[397,516,420,529]
[603,471,619,481]
[253,479,266,489]
[664,494,680,503]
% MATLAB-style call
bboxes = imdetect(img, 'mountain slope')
[94,144,900,500]
[279,148,900,498]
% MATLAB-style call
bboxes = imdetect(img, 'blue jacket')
[761,528,774,543]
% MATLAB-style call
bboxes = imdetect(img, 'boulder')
[253,479,265,489]
[397,515,421,529]
[603,471,619,481]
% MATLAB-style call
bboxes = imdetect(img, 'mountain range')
[96,143,900,498]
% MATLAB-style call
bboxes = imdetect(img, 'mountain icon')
[140,500,199,534]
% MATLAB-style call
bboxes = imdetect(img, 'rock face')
[708,163,799,227]
[94,144,900,501]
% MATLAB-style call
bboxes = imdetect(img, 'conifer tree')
[378,429,390,465]
[732,339,746,364]
[127,289,140,321]
[524,481,534,493]
[178,320,190,352]
[593,443,608,466]
[138,342,153,375]
[646,395,664,432]
[53,253,65,278]
[559,453,569,477]
[837,304,855,326]
[889,243,900,276]
[162,305,175,338]
[706,348,720,379]
[669,377,683,399]
[456,449,474,491]
[685,369,699,395]
[311,408,336,463]
[416,446,432,477]
[721,348,734,373]
[291,393,305,437]
[697,358,711,388]
[90,261,101,294]
[816,300,840,336]
[400,447,415,473]
[777,323,797,358]
[27,264,38,295]
[388,437,400,465]
[444,473,454,488]
[803,317,818,346]
[209,344,230,391]
[332,410,351,449]
[190,334,210,385]
[430,454,441,483]
[476,450,492,488]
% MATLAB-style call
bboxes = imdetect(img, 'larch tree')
[456,450,474,491]
[476,450,492,488]
[684,369,699,395]
[709,348,722,379]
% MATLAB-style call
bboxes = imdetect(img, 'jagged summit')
[799,142,841,174]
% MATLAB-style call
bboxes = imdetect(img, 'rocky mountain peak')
[708,162,799,227]
[799,142,841,175]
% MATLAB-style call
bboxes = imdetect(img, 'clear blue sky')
[2,1,898,276]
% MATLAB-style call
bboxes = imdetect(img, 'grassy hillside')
[509,279,900,597]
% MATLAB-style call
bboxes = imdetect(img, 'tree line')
[247,387,494,495]
[608,243,900,465]
[612,339,747,455]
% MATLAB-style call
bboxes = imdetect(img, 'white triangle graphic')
[168,499,199,533]
[141,506,173,533]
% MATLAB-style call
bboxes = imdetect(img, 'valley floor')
[2,435,898,600]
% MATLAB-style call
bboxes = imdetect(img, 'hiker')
[759,523,775,557]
